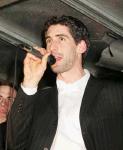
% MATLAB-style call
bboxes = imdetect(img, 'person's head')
[0,81,17,123]
[42,15,90,74]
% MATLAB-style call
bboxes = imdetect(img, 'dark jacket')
[0,122,6,150]
[7,75,123,150]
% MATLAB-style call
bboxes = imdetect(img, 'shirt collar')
[57,69,90,92]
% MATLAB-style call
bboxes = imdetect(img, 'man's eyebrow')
[45,36,50,40]
[45,34,69,40]
[56,34,69,38]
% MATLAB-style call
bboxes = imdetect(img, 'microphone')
[18,44,56,65]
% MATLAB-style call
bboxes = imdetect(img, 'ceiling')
[0,0,113,45]
[0,0,123,84]
[0,0,20,7]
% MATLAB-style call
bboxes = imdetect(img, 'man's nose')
[49,41,58,52]
[0,99,7,106]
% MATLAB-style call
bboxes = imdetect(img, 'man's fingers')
[24,53,41,65]
[24,47,51,68]
[33,46,46,55]
[41,52,51,66]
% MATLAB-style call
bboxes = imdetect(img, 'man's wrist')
[22,79,38,88]
[21,83,37,95]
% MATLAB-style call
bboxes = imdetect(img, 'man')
[0,81,17,150]
[7,15,123,150]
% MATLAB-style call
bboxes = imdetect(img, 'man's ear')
[77,40,87,54]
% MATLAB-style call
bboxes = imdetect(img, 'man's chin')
[52,69,60,74]
[0,109,8,115]
[0,115,7,123]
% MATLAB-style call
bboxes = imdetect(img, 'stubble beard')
[51,58,74,74]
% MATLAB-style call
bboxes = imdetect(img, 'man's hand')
[22,47,50,88]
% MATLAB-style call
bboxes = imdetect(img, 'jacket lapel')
[80,75,104,115]
[50,85,58,115]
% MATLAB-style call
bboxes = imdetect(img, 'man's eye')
[8,97,15,101]
[59,37,65,41]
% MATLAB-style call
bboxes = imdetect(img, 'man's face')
[45,24,80,74]
[0,85,16,122]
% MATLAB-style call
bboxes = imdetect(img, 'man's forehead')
[0,85,11,96]
[0,85,11,91]
[0,85,15,94]
[46,24,70,36]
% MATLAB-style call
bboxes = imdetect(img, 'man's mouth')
[0,107,8,114]
[55,56,62,62]
[51,52,63,67]
[53,53,63,61]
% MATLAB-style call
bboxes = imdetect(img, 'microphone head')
[48,55,56,65]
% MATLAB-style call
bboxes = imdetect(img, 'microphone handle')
[19,44,56,65]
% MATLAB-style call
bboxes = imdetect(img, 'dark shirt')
[0,122,6,150]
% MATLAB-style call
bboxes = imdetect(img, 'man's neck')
[57,68,85,84]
